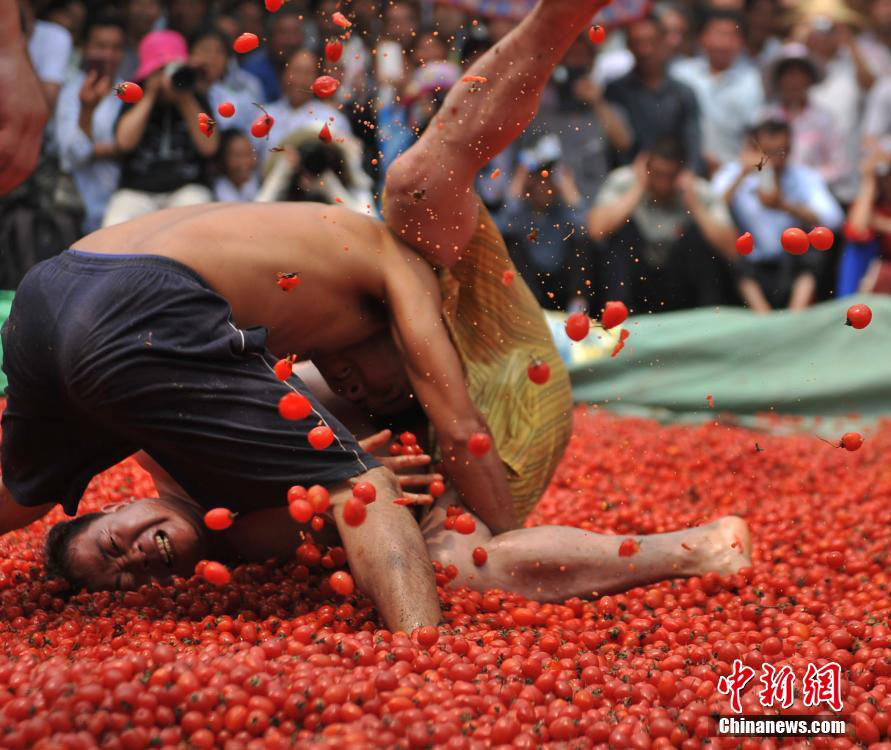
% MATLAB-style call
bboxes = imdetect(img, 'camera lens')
[170,64,197,90]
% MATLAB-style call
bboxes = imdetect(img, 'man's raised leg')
[423,494,752,601]
[383,0,609,266]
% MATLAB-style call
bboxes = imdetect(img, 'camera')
[164,61,197,91]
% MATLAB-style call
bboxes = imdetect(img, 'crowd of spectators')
[5,0,891,316]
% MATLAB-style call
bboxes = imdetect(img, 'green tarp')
[0,289,888,427]
[0,290,11,393]
[565,295,891,427]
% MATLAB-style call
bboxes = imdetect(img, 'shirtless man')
[0,0,752,632]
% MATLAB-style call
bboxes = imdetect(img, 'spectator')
[55,15,126,233]
[121,0,163,79]
[500,135,591,313]
[240,8,306,102]
[855,0,891,82]
[654,2,695,62]
[26,4,74,111]
[604,14,702,171]
[255,130,375,213]
[765,43,847,196]
[837,145,891,295]
[229,0,264,40]
[862,74,891,150]
[376,62,460,175]
[526,32,632,205]
[103,30,219,226]
[804,11,873,204]
[263,48,353,152]
[712,118,843,310]
[213,129,259,201]
[743,0,783,66]
[376,1,420,88]
[588,137,741,314]
[672,9,764,175]
[166,0,209,41]
[189,28,263,134]
[432,0,469,54]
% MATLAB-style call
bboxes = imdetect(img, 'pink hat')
[134,30,188,81]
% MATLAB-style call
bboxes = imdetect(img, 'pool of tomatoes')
[1,403,891,750]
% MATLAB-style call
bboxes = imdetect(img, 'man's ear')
[100,499,138,514]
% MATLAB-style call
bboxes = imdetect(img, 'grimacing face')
[314,332,416,416]
[64,498,207,591]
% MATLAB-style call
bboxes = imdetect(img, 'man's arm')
[384,256,520,534]
[587,160,647,242]
[0,479,54,536]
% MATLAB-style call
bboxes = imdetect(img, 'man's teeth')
[154,531,173,566]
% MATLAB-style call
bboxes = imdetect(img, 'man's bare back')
[73,202,439,362]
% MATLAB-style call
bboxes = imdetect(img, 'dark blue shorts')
[1,250,380,516]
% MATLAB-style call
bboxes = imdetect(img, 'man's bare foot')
[691,516,753,576]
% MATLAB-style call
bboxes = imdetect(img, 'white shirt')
[712,161,844,262]
[54,72,123,232]
[28,20,73,85]
[671,56,764,166]
[214,174,260,202]
[258,99,353,155]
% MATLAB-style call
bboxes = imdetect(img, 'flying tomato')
[781,227,810,255]
[565,312,590,341]
[325,40,343,62]
[846,303,872,329]
[276,271,300,290]
[809,226,835,251]
[588,24,606,44]
[311,75,340,98]
[203,508,236,530]
[528,358,550,384]
[115,82,143,103]
[278,392,312,421]
[736,232,754,255]
[467,432,492,457]
[233,33,259,54]
[601,300,628,329]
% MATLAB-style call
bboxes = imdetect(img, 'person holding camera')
[55,15,126,233]
[837,144,891,295]
[102,30,218,227]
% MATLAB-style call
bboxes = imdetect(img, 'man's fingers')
[397,473,444,488]
[358,429,392,453]
[395,492,434,506]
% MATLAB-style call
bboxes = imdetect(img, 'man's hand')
[573,76,603,107]
[0,2,49,194]
[756,188,784,210]
[0,480,54,536]
[740,140,766,175]
[676,169,700,210]
[79,70,112,111]
[358,429,443,506]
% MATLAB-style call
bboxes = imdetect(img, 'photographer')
[103,30,218,227]
[837,145,891,295]
[55,15,125,233]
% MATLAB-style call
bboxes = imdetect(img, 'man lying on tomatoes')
[0,0,751,633]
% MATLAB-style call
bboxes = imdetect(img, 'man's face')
[646,155,682,202]
[83,25,126,79]
[223,135,257,185]
[168,0,208,38]
[627,19,666,74]
[190,34,227,85]
[127,0,162,39]
[64,498,206,591]
[701,19,742,71]
[271,16,306,64]
[385,3,418,46]
[283,50,318,108]
[315,332,415,416]
[756,128,790,168]
[776,64,814,104]
[234,0,265,38]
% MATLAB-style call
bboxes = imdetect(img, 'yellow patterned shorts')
[434,199,573,522]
